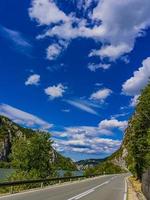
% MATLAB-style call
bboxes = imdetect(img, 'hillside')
[76,159,105,170]
[0,115,77,171]
[93,83,150,179]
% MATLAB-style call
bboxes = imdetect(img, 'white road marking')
[123,178,127,200]
[67,178,114,200]
[0,175,118,200]
[0,176,107,199]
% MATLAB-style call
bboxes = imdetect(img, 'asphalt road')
[0,174,127,200]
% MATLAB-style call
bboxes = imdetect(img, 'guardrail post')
[41,182,43,188]
[10,186,13,194]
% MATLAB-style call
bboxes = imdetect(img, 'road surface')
[0,174,127,200]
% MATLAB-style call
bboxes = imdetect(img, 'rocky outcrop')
[111,147,128,170]
[0,116,24,161]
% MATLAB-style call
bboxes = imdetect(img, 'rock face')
[110,147,128,170]
[105,130,130,171]
[0,116,23,161]
[0,115,77,170]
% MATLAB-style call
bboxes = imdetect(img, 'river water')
[0,168,83,182]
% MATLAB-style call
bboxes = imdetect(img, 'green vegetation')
[124,83,150,180]
[0,161,11,168]
[94,161,125,174]
[0,115,77,182]
[10,132,53,179]
[92,83,150,181]
[53,153,77,171]
[84,161,125,176]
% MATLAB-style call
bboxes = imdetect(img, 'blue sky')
[0,0,150,161]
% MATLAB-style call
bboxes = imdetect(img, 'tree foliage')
[84,161,125,176]
[11,132,53,178]
[53,153,77,171]
[125,83,150,180]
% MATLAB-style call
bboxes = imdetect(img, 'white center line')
[67,177,115,200]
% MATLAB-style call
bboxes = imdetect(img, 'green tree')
[11,132,53,178]
[125,83,150,180]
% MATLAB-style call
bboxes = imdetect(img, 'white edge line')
[124,177,127,200]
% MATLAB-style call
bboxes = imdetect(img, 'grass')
[128,176,141,193]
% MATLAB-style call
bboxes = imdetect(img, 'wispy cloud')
[64,99,99,115]
[0,103,53,130]
[61,109,70,113]
[0,25,32,55]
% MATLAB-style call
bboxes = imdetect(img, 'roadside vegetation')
[84,161,126,176]
[124,83,150,181]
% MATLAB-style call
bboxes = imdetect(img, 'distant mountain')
[0,115,77,171]
[76,158,105,170]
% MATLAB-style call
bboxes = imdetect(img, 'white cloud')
[111,112,129,119]
[52,117,126,155]
[91,0,150,60]
[88,63,111,71]
[64,126,113,137]
[29,0,69,25]
[95,83,103,87]
[29,0,150,62]
[46,42,68,60]
[53,124,122,154]
[0,25,32,54]
[65,99,98,115]
[90,88,112,102]
[46,44,62,60]
[130,95,140,107]
[122,57,150,96]
[53,137,121,155]
[45,83,67,99]
[25,74,40,86]
[99,119,128,131]
[91,44,131,61]
[0,103,53,130]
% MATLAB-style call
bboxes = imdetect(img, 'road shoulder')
[127,176,146,200]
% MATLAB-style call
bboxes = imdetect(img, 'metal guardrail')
[0,174,98,188]
[142,169,150,200]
